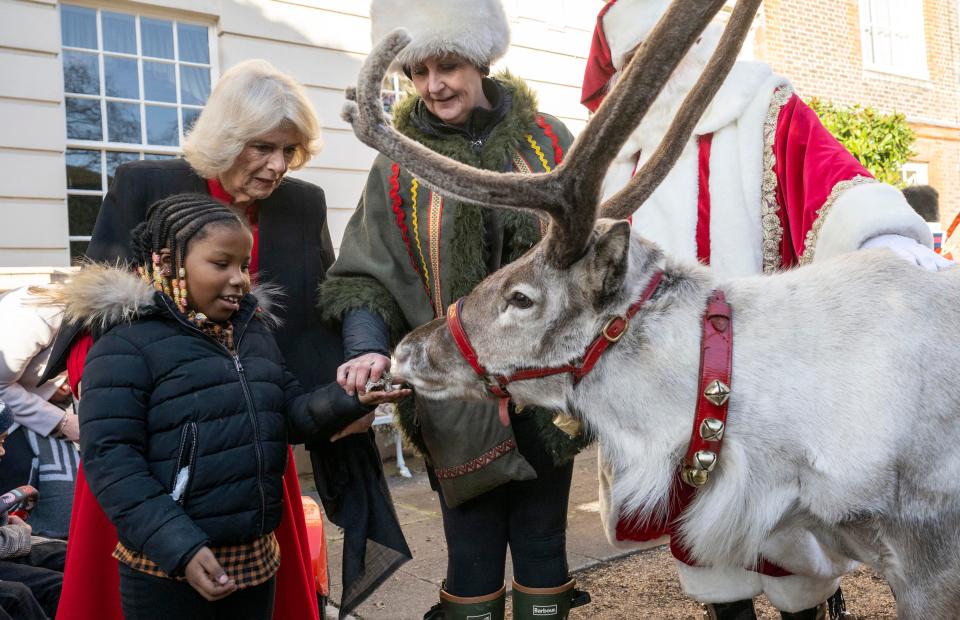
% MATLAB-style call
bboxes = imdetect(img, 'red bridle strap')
[446,271,666,398]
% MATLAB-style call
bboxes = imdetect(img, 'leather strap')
[446,271,665,398]
[681,290,734,487]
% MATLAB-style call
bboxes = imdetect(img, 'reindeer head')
[344,0,760,405]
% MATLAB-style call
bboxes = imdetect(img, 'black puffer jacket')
[71,266,370,576]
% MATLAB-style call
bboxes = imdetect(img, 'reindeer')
[342,0,960,616]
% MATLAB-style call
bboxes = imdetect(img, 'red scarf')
[57,188,317,619]
[207,178,261,276]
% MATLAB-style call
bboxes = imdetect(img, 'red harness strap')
[446,271,665,399]
[681,290,733,488]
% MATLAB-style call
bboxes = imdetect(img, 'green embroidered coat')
[318,73,585,500]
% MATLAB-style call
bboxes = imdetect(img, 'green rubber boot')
[439,584,505,620]
[511,578,576,620]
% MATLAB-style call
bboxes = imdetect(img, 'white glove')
[860,234,954,272]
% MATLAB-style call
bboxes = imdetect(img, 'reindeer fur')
[395,223,960,617]
[346,0,960,615]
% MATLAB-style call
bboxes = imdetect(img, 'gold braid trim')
[433,438,517,480]
[428,190,444,318]
[410,178,431,291]
[761,85,794,273]
[526,134,552,172]
[798,175,877,265]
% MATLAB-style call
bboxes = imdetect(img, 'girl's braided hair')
[130,193,247,310]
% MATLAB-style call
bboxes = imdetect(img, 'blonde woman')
[50,59,410,620]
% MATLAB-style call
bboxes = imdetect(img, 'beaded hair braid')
[131,193,247,313]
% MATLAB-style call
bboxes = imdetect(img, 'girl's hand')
[330,411,376,442]
[358,385,412,406]
[185,547,237,601]
[337,353,391,396]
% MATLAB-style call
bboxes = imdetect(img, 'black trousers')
[437,412,574,597]
[0,582,47,620]
[118,564,276,620]
[0,539,66,619]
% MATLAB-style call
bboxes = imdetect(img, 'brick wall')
[757,0,960,230]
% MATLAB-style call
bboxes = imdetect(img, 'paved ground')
[311,444,659,619]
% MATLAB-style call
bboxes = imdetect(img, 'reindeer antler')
[343,0,746,265]
[600,0,763,220]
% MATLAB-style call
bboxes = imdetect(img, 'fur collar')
[390,70,543,302]
[618,60,777,159]
[60,264,283,332]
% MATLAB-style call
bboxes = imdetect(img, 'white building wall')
[0,0,595,273]
[0,0,70,267]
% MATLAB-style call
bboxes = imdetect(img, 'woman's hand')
[184,547,237,601]
[337,353,391,396]
[57,410,80,443]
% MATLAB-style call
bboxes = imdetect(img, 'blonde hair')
[182,59,321,178]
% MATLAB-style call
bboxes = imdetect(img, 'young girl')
[69,194,407,618]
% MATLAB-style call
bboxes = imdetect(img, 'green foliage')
[808,98,916,187]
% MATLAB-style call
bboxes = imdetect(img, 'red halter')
[445,271,665,399]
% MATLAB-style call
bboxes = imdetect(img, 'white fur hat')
[369,0,511,73]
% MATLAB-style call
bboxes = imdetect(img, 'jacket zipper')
[233,353,267,535]
[159,297,267,535]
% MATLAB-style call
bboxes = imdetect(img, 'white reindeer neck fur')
[531,232,960,572]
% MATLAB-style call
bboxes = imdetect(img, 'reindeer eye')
[508,291,534,309]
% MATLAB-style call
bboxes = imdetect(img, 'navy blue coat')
[78,286,367,576]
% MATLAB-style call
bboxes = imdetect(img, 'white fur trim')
[370,0,509,73]
[675,563,762,603]
[601,0,672,70]
[760,574,842,612]
[805,181,934,263]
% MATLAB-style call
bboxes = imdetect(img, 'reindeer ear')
[585,219,632,310]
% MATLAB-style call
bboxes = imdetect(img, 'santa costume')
[582,1,951,618]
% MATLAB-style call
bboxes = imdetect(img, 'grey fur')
[394,225,960,618]
[62,264,285,330]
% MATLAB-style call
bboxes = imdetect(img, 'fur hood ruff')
[59,264,283,333]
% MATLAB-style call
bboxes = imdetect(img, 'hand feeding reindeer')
[343,1,960,617]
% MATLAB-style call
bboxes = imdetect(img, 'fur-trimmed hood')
[59,263,283,333]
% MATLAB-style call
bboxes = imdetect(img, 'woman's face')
[170,223,253,322]
[409,55,490,126]
[219,124,302,205]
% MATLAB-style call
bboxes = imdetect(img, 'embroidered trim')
[410,178,431,288]
[527,134,552,172]
[433,438,517,480]
[513,150,533,174]
[428,190,444,318]
[536,115,564,164]
[512,151,547,236]
[760,86,794,273]
[798,175,876,265]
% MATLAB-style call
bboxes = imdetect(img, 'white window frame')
[858,0,929,80]
[901,161,929,186]
[59,3,219,258]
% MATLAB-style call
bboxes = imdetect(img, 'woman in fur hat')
[318,1,590,618]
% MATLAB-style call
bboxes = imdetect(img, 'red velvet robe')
[56,186,319,620]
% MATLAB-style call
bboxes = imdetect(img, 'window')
[60,4,214,259]
[901,161,929,186]
[859,0,928,78]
